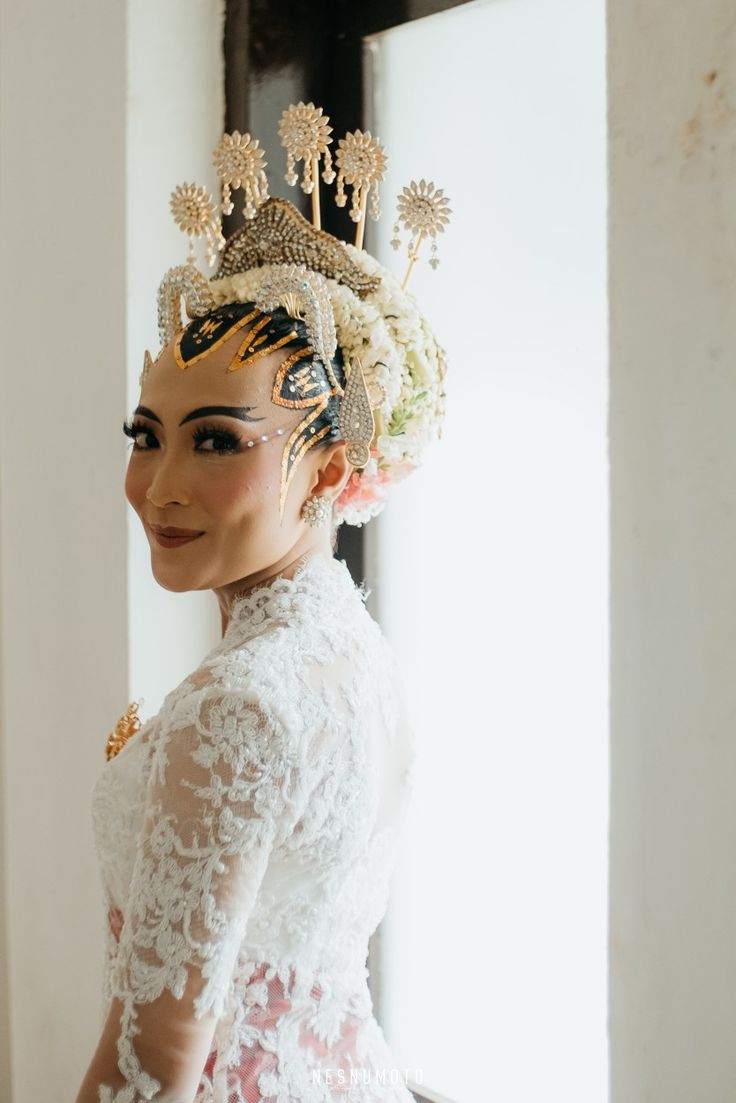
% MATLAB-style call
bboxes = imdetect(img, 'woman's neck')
[215,540,332,637]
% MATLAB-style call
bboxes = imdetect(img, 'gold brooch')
[105,700,143,762]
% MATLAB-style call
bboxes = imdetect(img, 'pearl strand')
[246,427,286,447]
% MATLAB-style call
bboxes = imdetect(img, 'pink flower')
[335,454,418,519]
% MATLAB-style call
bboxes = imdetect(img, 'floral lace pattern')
[90,553,416,1102]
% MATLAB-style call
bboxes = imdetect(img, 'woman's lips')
[149,524,205,548]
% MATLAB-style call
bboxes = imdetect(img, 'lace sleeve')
[98,680,308,1103]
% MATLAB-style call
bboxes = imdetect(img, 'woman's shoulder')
[155,553,394,728]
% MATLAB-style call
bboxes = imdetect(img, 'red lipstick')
[149,524,205,548]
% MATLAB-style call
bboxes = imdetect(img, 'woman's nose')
[146,483,190,506]
[144,457,191,507]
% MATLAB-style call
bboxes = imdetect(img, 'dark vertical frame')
[222,0,467,588]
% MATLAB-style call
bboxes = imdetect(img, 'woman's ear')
[308,441,354,501]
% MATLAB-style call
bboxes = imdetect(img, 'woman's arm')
[76,679,302,1103]
[75,987,218,1103]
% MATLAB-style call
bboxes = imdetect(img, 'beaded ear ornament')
[144,101,452,528]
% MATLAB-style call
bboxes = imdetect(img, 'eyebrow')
[134,404,266,426]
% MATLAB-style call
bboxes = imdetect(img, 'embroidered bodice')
[89,552,416,1102]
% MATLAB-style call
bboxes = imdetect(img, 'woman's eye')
[121,420,241,454]
[122,420,157,450]
[191,426,241,454]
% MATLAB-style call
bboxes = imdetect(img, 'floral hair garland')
[209,242,447,528]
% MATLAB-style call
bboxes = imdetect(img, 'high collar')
[223,552,364,641]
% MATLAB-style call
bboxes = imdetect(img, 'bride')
[75,106,449,1103]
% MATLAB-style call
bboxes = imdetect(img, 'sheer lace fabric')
[90,553,416,1102]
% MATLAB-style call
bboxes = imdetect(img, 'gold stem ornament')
[311,158,320,229]
[278,102,336,231]
[105,700,143,762]
[333,130,387,250]
[390,178,452,290]
[400,230,426,291]
[354,189,369,251]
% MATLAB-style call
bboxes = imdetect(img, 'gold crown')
[167,102,451,293]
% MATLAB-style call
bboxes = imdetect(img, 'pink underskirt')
[199,961,364,1101]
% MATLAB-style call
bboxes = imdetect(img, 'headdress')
[143,102,452,527]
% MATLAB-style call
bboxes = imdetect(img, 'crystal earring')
[301,495,331,527]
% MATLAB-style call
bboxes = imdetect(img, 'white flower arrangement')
[209,243,447,528]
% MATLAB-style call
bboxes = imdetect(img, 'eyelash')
[122,419,242,455]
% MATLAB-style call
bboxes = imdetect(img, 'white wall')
[365,2,608,1100]
[0,3,127,1099]
[0,2,224,1100]
[608,2,736,1100]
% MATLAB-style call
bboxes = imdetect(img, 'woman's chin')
[149,558,202,592]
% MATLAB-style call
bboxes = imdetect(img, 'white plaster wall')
[608,3,736,1100]
[0,2,224,1099]
[0,3,127,1100]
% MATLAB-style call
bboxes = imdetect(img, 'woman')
[76,111,449,1103]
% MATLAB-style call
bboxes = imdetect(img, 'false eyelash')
[122,418,242,454]
[190,422,241,454]
[122,418,155,448]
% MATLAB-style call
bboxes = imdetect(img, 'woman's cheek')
[124,458,146,514]
[197,457,268,520]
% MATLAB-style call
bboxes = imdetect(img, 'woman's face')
[125,324,346,593]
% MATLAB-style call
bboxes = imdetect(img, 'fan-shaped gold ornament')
[213,130,269,221]
[390,178,452,288]
[278,101,337,231]
[334,130,388,250]
[169,183,222,265]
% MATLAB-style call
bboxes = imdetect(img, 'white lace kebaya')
[90,552,417,1102]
